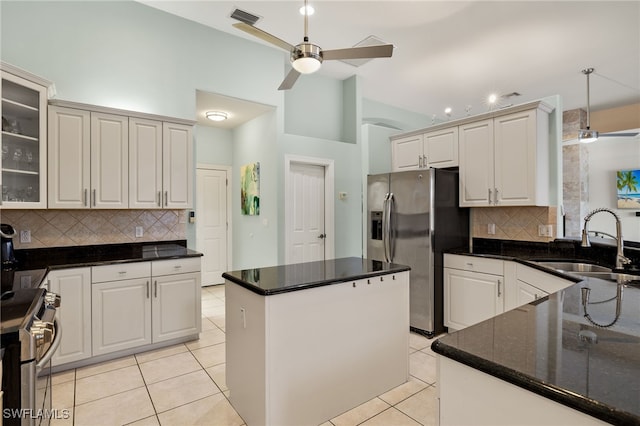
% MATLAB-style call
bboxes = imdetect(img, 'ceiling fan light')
[291,43,323,74]
[579,129,599,143]
[206,111,228,122]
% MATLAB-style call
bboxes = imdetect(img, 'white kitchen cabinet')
[48,106,128,208]
[391,127,458,171]
[47,267,92,366]
[151,257,201,343]
[444,254,504,330]
[129,119,192,208]
[162,122,193,208]
[459,104,551,207]
[91,262,152,356]
[1,64,50,208]
[91,258,201,357]
[129,117,162,208]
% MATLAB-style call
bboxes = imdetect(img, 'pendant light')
[578,68,599,144]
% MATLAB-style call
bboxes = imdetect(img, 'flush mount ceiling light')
[206,111,228,122]
[299,4,314,15]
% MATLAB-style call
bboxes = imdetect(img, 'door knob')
[318,233,327,239]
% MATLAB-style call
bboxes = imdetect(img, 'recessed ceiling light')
[444,107,452,115]
[299,5,314,15]
[206,111,228,122]
[487,94,498,104]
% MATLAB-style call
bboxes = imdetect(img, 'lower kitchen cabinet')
[444,254,505,330]
[151,258,201,343]
[92,276,152,356]
[47,267,92,366]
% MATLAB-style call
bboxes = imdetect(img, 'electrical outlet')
[487,223,496,235]
[20,230,31,243]
[538,224,553,237]
[135,226,143,238]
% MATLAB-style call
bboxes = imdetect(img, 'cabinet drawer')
[92,262,151,283]
[444,254,503,276]
[152,257,201,276]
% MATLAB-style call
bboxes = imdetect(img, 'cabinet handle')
[92,189,96,207]
[154,280,158,298]
[157,191,161,207]
[84,189,88,207]
[418,155,422,168]
[164,191,168,207]
[353,282,356,288]
[488,188,492,204]
[497,279,502,297]
[146,281,150,298]
[423,156,427,168]
[494,188,499,205]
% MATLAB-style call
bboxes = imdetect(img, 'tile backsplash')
[472,206,557,243]
[0,209,187,249]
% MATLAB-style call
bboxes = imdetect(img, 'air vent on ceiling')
[340,36,388,67]
[230,8,261,26]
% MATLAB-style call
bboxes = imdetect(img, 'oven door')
[35,320,61,426]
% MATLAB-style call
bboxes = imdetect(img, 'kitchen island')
[433,270,640,425]
[222,257,410,426]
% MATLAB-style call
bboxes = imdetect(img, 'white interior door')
[196,168,228,286]
[289,163,325,264]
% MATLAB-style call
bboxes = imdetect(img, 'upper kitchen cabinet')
[391,127,458,171]
[49,100,195,210]
[1,63,51,208]
[48,105,128,208]
[129,119,193,209]
[459,102,553,207]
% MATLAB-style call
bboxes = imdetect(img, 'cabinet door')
[391,134,423,171]
[91,112,128,208]
[162,122,193,208]
[129,118,162,208]
[1,71,48,208]
[444,267,504,330]
[459,119,494,206]
[424,127,458,168]
[47,268,92,366]
[48,106,91,208]
[494,109,538,205]
[92,278,151,356]
[151,271,201,343]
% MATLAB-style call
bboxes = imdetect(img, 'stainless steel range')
[1,268,62,426]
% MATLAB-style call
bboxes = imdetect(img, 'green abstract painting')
[241,162,260,215]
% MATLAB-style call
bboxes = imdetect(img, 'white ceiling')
[140,1,640,128]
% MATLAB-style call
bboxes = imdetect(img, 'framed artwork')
[616,169,640,209]
[241,162,260,215]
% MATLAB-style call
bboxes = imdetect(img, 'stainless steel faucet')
[581,207,631,269]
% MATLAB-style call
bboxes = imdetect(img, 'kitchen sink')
[571,271,640,284]
[533,261,611,273]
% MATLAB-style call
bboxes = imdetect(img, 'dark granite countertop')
[435,239,640,424]
[222,257,410,295]
[14,240,202,271]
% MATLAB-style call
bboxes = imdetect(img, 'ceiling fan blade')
[232,22,294,52]
[600,132,639,137]
[323,44,393,61]
[278,68,301,91]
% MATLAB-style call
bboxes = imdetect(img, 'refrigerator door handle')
[383,193,394,262]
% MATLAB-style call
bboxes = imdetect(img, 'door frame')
[196,163,233,274]
[284,155,335,264]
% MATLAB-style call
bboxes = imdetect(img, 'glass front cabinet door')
[1,65,50,208]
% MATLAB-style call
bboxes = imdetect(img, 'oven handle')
[36,319,62,371]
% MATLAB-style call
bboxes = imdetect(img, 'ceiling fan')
[579,68,639,143]
[232,0,394,90]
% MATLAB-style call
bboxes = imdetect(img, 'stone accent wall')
[0,209,187,249]
[562,108,589,237]
[472,206,557,243]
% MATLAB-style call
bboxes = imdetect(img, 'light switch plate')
[135,226,144,238]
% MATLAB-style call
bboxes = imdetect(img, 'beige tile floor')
[50,284,440,426]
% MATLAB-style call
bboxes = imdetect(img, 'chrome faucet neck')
[581,207,631,269]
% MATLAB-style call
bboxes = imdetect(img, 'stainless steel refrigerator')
[367,168,469,337]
